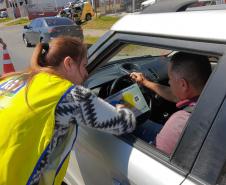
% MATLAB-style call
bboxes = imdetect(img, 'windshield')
[45,18,74,26]
[109,44,172,63]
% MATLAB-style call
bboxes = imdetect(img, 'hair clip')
[40,43,49,67]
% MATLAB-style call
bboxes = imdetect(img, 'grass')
[83,15,120,45]
[1,15,118,29]
[82,15,120,30]
[0,18,13,23]
[84,35,100,45]
[5,17,30,26]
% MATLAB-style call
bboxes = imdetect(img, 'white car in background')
[140,0,156,9]
[141,0,216,13]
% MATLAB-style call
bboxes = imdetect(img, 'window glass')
[29,20,36,28]
[217,158,226,184]
[109,44,172,63]
[90,43,213,157]
[45,18,74,26]
[35,20,42,28]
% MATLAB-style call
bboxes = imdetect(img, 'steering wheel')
[109,74,134,95]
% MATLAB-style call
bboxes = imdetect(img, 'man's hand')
[0,38,7,49]
[130,72,147,85]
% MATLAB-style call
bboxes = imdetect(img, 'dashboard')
[85,55,178,124]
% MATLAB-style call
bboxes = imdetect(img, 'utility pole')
[54,0,58,11]
[132,0,135,12]
[94,0,97,18]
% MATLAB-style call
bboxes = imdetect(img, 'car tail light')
[48,28,57,33]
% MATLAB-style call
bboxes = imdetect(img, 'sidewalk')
[83,29,108,37]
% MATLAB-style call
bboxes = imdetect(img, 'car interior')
[85,43,218,155]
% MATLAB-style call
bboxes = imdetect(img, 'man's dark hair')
[170,52,212,91]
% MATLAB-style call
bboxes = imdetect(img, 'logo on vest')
[0,79,26,97]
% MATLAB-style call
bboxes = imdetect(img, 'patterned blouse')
[30,85,136,184]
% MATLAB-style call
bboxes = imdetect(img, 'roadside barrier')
[2,48,15,74]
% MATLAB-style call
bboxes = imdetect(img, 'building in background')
[2,0,226,19]
[0,0,7,11]
[2,0,143,19]
[96,0,143,14]
[3,0,73,19]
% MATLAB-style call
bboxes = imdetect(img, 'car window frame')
[184,55,226,184]
[87,31,226,179]
[44,17,74,26]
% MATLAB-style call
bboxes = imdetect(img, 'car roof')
[187,3,226,11]
[111,10,226,43]
[141,0,200,13]
[35,16,71,20]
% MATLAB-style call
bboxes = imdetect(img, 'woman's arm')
[56,86,136,135]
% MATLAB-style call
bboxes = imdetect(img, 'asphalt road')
[0,25,33,72]
[0,25,107,73]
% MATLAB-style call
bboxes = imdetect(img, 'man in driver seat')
[130,52,212,155]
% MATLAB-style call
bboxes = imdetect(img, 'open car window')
[87,42,216,157]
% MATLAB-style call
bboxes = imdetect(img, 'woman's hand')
[116,104,127,109]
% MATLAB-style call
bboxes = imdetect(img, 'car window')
[45,18,74,26]
[92,43,214,157]
[109,44,172,63]
[29,20,36,28]
[35,20,43,28]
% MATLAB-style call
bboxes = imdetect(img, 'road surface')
[0,25,33,72]
[0,25,107,73]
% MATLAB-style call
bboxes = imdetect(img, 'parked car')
[141,0,216,13]
[0,11,8,18]
[64,1,77,8]
[140,0,156,10]
[57,1,94,24]
[63,10,226,185]
[22,16,83,47]
[73,1,95,22]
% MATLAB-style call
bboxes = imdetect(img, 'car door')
[31,19,43,44]
[66,32,226,185]
[80,43,186,185]
[24,20,36,45]
[180,54,226,185]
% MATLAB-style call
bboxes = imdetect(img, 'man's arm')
[130,72,178,103]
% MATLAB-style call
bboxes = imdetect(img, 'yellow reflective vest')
[0,72,74,185]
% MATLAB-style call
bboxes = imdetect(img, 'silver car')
[22,16,83,47]
[64,10,226,185]
[0,11,8,18]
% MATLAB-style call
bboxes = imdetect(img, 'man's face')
[66,56,88,85]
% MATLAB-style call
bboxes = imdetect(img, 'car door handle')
[112,178,122,185]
